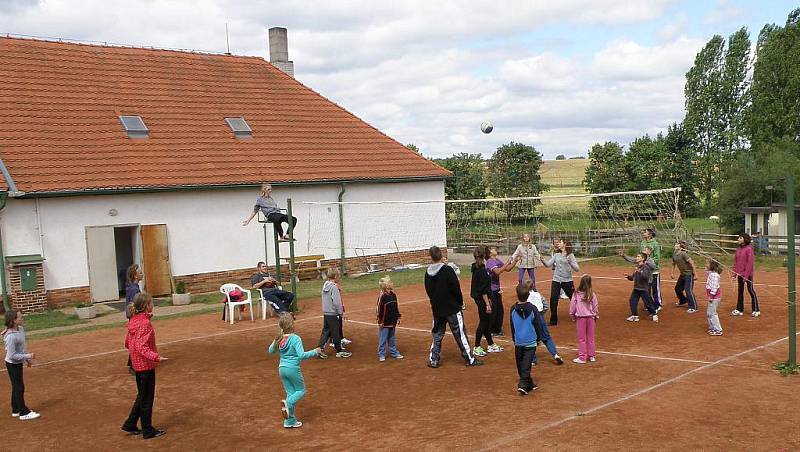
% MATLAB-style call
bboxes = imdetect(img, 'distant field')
[539,158,590,193]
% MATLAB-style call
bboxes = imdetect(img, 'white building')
[0,32,448,312]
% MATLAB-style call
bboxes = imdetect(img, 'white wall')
[0,180,445,291]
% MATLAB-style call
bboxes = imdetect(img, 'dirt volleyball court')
[2,262,798,451]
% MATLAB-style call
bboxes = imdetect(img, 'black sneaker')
[427,360,439,368]
[121,426,141,435]
[466,359,484,367]
[143,430,166,440]
[517,387,528,395]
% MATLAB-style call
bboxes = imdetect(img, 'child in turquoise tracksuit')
[268,313,320,428]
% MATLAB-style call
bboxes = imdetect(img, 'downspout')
[0,192,8,311]
[338,183,346,275]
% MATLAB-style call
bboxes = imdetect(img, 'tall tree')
[749,11,800,147]
[434,153,486,200]
[719,28,752,156]
[661,123,700,214]
[486,142,548,198]
[582,141,628,194]
[684,35,725,209]
[625,134,668,191]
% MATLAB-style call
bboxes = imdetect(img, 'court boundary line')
[479,332,798,450]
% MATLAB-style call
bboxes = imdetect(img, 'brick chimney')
[268,27,294,77]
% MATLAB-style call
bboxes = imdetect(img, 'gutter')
[12,175,448,199]
[338,183,346,275]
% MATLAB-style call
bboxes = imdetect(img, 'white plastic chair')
[220,283,254,325]
[256,286,284,320]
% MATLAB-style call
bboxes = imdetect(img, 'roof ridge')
[0,33,263,60]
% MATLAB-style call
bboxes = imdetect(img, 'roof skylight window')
[225,117,253,138]
[119,115,149,139]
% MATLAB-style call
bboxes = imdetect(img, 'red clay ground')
[2,262,799,451]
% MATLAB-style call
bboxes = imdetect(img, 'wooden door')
[85,226,119,302]
[141,224,173,296]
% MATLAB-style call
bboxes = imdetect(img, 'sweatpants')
[429,312,475,365]
[518,268,536,289]
[490,290,504,335]
[318,315,343,352]
[531,314,558,364]
[548,281,575,325]
[515,345,536,392]
[629,289,658,316]
[575,317,596,361]
[473,297,495,348]
[675,274,698,309]
[278,366,306,426]
[707,298,723,332]
[378,326,400,358]
[651,273,662,307]
[736,276,760,313]
[6,362,30,416]
[122,369,157,437]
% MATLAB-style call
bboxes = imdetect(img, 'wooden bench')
[281,254,329,280]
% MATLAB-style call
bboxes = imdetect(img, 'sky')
[0,0,797,159]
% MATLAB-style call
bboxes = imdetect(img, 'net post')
[787,174,796,366]
[287,198,297,300]
[263,223,269,272]
[273,225,281,284]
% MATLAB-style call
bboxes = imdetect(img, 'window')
[225,117,252,138]
[118,115,149,139]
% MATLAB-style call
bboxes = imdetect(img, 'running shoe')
[572,358,587,364]
[589,356,596,362]
[473,346,487,357]
[731,309,743,316]
[687,308,698,314]
[517,387,528,395]
[711,330,724,336]
[487,344,504,353]
[428,360,440,368]
[626,315,640,322]
[341,338,352,346]
[335,351,352,358]
[393,354,404,359]
[284,421,303,428]
[652,315,659,323]
[378,356,386,362]
[317,352,328,359]
[554,354,564,365]
[752,311,761,317]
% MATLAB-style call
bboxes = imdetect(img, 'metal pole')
[338,184,347,275]
[787,174,796,366]
[263,223,269,268]
[273,226,281,284]
[287,198,297,302]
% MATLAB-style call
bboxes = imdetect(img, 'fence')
[691,232,798,256]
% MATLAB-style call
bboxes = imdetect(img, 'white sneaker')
[487,344,504,353]
[752,311,761,317]
[341,338,352,346]
[731,309,743,316]
[652,315,659,323]
[19,411,40,420]
[572,358,587,364]
[687,308,698,314]
[626,315,639,322]
[393,354,404,359]
[589,356,596,362]
[11,413,19,418]
[560,290,569,299]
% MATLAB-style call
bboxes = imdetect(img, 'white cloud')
[0,0,710,159]
[705,0,746,25]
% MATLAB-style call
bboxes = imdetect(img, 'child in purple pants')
[569,275,599,364]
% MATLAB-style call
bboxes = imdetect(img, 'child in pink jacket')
[569,275,599,364]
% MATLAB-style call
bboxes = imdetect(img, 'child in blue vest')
[268,313,320,428]
[510,284,544,395]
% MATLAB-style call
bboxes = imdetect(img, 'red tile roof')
[0,37,449,194]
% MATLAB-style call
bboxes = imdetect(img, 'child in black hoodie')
[470,245,496,357]
[376,276,403,362]
[424,246,482,368]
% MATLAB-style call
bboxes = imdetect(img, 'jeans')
[515,346,536,391]
[548,281,575,325]
[378,327,400,358]
[736,276,760,313]
[473,297,494,348]
[266,212,298,237]
[531,314,558,364]
[429,312,474,365]
[123,369,157,437]
[263,289,295,313]
[278,366,306,426]
[6,362,30,416]
[629,289,658,316]
[675,274,698,309]
[707,298,723,332]
[518,268,536,289]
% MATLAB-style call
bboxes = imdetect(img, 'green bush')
[175,281,187,294]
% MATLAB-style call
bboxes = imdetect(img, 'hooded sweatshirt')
[733,244,754,280]
[509,302,538,347]
[424,262,463,318]
[622,255,656,282]
[376,290,401,327]
[626,263,653,291]
[470,262,491,300]
[125,312,161,372]
[542,252,580,283]
[268,334,317,369]
[321,280,344,316]
[4,327,32,364]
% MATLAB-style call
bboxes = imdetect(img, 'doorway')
[114,226,138,297]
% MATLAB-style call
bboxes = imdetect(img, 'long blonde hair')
[260,183,272,197]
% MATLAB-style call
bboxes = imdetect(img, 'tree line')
[584,7,800,230]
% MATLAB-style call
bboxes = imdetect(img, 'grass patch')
[23,310,87,332]
[773,361,800,376]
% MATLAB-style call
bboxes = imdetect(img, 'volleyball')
[480,121,493,134]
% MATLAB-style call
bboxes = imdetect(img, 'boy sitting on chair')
[251,261,296,313]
